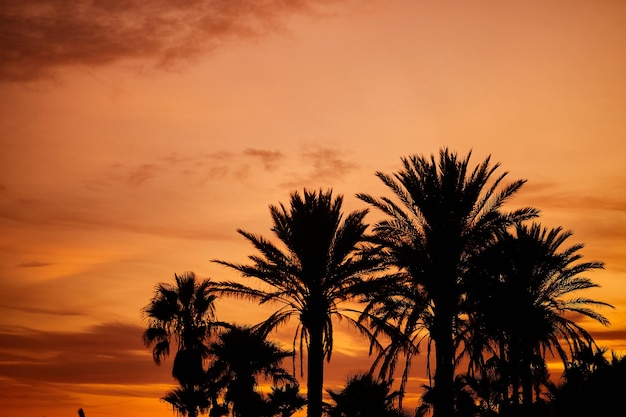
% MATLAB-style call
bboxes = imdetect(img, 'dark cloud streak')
[0,0,346,82]
[17,260,53,267]
[0,303,85,316]
[0,322,168,385]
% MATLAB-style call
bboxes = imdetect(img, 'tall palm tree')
[212,188,383,417]
[142,272,221,417]
[462,222,612,414]
[207,322,296,417]
[357,148,538,417]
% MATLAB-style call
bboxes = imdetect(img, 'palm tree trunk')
[307,321,325,417]
[521,351,534,411]
[431,310,456,417]
[499,341,510,408]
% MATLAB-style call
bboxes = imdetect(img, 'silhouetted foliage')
[268,383,307,417]
[141,149,616,417]
[415,375,493,417]
[547,348,626,417]
[161,384,216,417]
[461,222,612,414]
[357,148,538,417]
[142,272,222,417]
[324,373,409,417]
[212,188,383,417]
[207,322,296,417]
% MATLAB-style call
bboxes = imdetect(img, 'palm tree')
[212,188,383,417]
[415,375,491,417]
[268,383,307,417]
[142,272,221,417]
[207,322,296,417]
[161,384,216,417]
[357,148,538,417]
[324,373,409,417]
[548,349,625,417]
[462,222,612,414]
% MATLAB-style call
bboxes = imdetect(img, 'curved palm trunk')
[307,320,325,417]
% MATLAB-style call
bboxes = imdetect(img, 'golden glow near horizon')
[1,1,626,416]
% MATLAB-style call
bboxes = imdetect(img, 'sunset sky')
[1,1,626,416]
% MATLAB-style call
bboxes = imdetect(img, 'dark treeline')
[142,148,618,417]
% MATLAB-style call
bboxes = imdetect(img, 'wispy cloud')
[17,261,52,268]
[591,326,626,340]
[0,0,348,82]
[108,149,285,186]
[0,304,84,317]
[282,146,358,188]
[0,148,289,241]
[513,180,626,244]
[243,148,283,171]
[0,322,163,385]
[305,147,356,178]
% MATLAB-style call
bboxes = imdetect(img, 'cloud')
[126,163,164,186]
[588,326,626,345]
[305,147,357,178]
[0,325,171,417]
[107,149,284,187]
[517,179,626,214]
[0,0,348,82]
[0,147,351,242]
[0,322,167,385]
[0,303,85,317]
[512,179,626,244]
[282,146,358,188]
[17,260,53,267]
[243,148,284,171]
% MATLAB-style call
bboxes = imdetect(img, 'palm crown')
[212,188,382,417]
[357,148,539,417]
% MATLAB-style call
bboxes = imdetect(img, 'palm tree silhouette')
[324,373,409,417]
[142,272,222,417]
[161,384,218,417]
[207,322,296,417]
[548,348,625,416]
[463,222,612,414]
[357,148,538,417]
[212,188,382,417]
[267,383,307,417]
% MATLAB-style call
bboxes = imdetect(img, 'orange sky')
[1,1,626,416]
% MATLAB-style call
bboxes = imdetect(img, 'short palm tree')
[161,384,215,417]
[212,188,383,417]
[207,322,296,417]
[268,383,307,417]
[357,148,538,417]
[463,222,612,413]
[142,272,221,417]
[324,373,409,417]
[548,349,625,417]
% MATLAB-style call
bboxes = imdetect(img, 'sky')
[1,0,626,416]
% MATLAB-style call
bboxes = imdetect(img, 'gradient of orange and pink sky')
[1,1,626,416]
